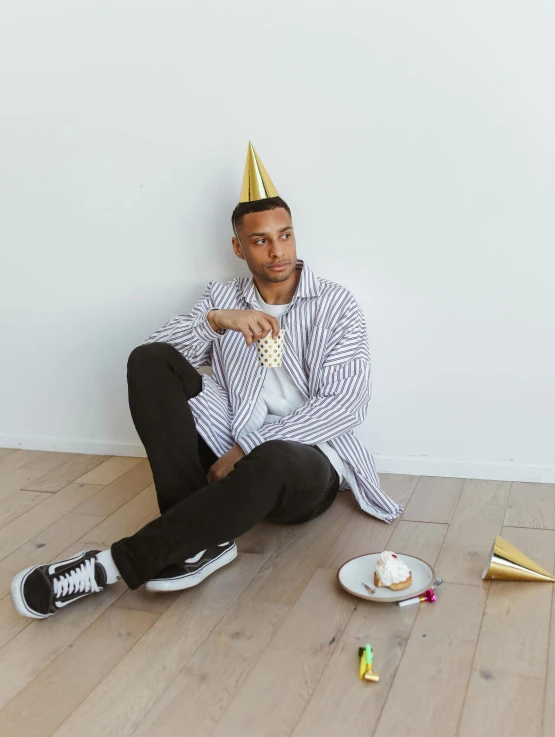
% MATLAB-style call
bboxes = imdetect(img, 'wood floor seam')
[454,582,491,737]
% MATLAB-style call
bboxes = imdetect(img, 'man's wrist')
[207,309,221,332]
[233,443,246,458]
[234,440,249,457]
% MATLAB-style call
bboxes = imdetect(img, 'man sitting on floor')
[10,144,402,619]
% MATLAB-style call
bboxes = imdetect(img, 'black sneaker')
[10,549,107,619]
[146,541,238,592]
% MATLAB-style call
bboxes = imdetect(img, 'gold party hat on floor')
[239,142,279,202]
[482,536,555,582]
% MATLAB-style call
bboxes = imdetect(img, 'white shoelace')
[52,558,102,599]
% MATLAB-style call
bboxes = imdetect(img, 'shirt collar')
[240,259,320,307]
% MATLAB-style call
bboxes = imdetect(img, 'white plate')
[337,553,435,603]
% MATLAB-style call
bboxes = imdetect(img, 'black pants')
[111,343,340,589]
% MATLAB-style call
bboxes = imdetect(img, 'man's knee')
[250,440,330,482]
[127,342,183,375]
[249,440,295,470]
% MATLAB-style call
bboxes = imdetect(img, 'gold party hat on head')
[239,142,279,202]
[482,536,555,582]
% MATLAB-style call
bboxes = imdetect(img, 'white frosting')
[375,551,411,586]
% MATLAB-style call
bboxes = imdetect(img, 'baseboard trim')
[0,434,147,458]
[374,455,555,484]
[1,434,553,484]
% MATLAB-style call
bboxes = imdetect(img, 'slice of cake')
[374,551,412,591]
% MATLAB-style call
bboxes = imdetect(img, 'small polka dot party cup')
[256,329,285,368]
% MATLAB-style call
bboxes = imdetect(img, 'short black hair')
[231,196,291,234]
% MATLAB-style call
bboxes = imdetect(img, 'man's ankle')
[96,549,122,584]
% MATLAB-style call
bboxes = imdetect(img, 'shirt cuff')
[192,310,227,342]
[236,430,266,455]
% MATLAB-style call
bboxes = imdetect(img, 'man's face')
[232,207,297,284]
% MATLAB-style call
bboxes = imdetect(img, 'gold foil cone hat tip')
[482,536,555,582]
[239,142,279,203]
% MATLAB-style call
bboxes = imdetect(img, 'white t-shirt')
[238,290,344,483]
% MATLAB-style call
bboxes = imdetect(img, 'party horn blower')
[398,588,437,608]
[482,536,555,582]
[358,645,379,682]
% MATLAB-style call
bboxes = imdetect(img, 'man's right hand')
[207,309,280,347]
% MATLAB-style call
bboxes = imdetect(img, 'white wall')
[1,1,554,482]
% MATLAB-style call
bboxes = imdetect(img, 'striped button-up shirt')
[144,260,403,522]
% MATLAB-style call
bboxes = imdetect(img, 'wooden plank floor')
[0,448,554,737]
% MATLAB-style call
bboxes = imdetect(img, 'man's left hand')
[207,443,246,483]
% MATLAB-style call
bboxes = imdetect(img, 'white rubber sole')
[145,544,238,592]
[11,565,50,619]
